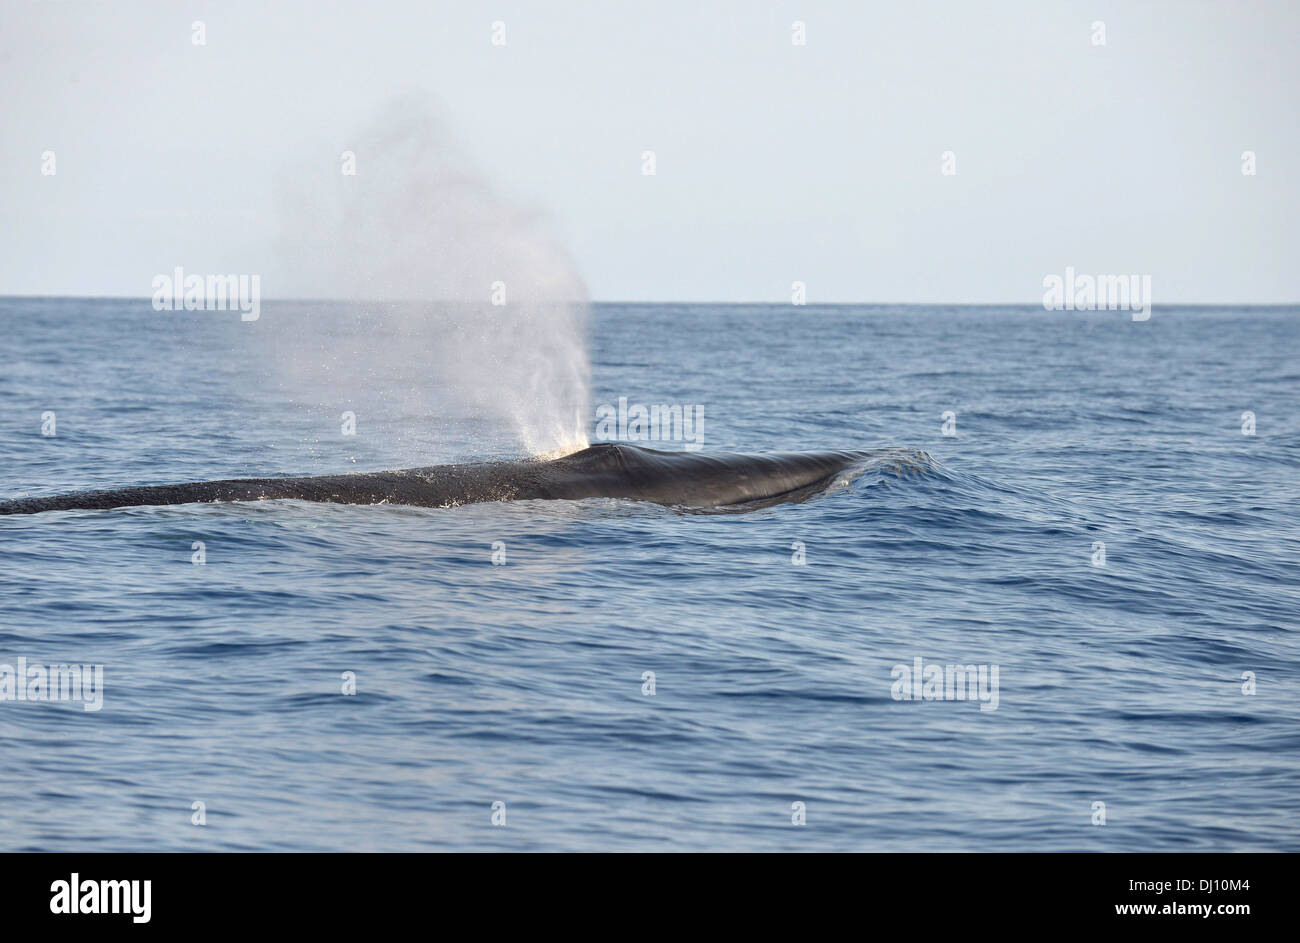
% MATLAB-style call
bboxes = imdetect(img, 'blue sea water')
[1,298,1297,852]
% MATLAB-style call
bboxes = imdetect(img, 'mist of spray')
[276,94,590,458]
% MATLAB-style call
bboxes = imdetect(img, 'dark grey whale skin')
[0,443,905,515]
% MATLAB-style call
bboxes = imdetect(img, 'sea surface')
[1,299,1297,851]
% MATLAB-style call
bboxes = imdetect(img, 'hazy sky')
[2,0,1297,302]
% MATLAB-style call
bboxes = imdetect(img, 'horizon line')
[1,294,1298,308]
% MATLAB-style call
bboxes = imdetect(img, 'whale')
[0,443,926,516]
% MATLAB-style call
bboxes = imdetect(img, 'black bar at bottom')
[0,853,1280,929]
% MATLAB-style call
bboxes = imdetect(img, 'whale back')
[533,443,872,507]
[0,444,892,515]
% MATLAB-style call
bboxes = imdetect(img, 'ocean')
[1,298,1297,851]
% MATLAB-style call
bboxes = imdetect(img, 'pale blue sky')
[2,0,1297,302]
